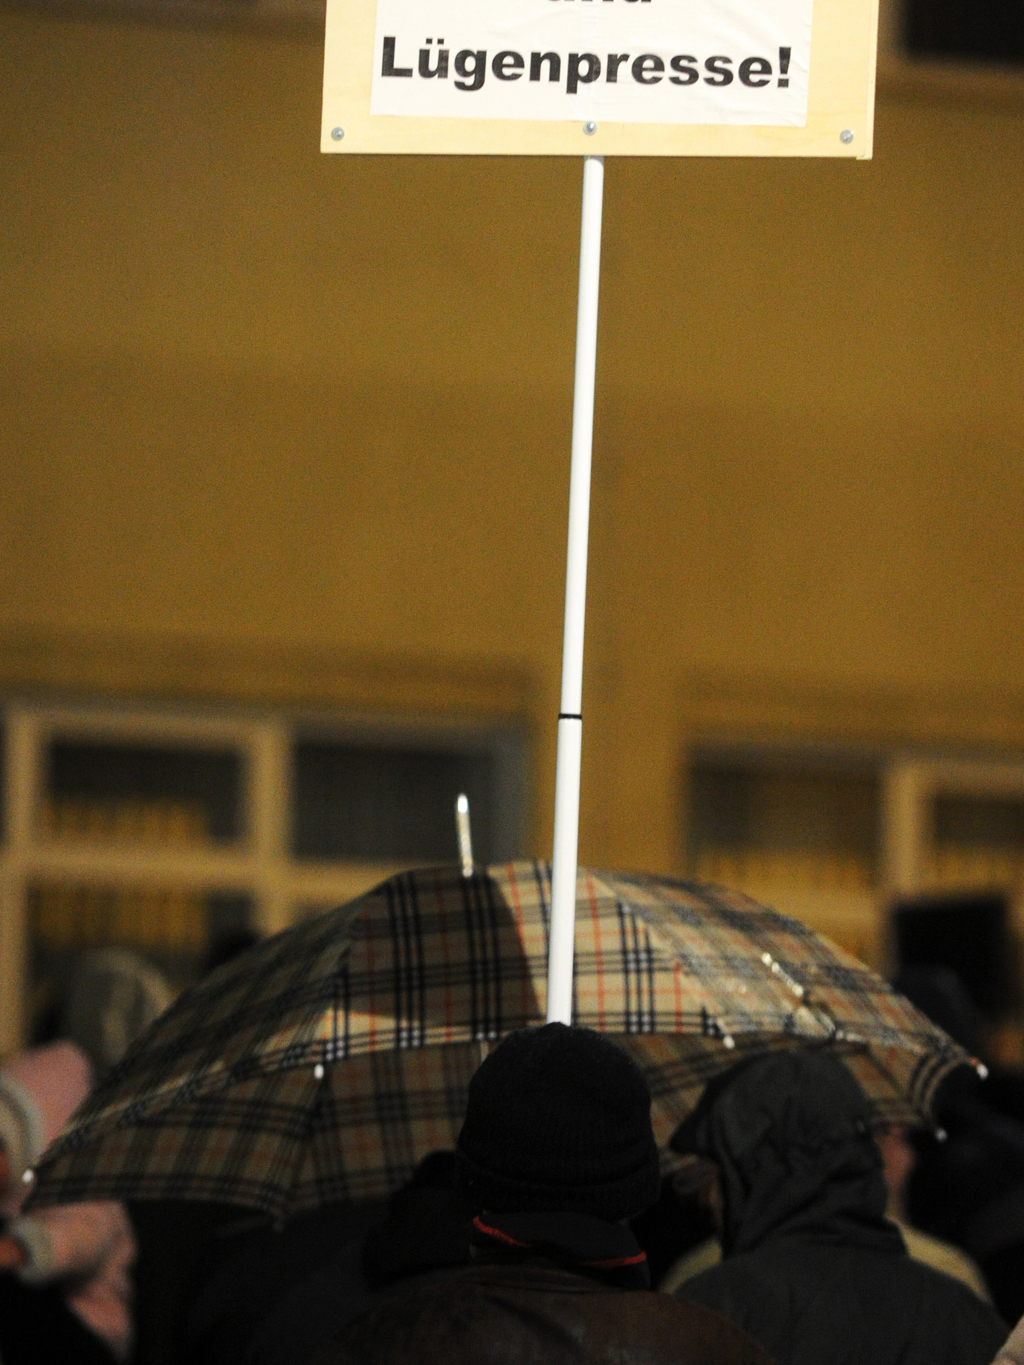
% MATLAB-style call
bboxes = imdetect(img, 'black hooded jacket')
[672,1051,1009,1365]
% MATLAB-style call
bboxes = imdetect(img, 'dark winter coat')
[317,1260,774,1365]
[176,1153,473,1365]
[672,1051,1009,1365]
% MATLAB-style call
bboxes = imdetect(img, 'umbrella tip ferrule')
[975,1061,989,1079]
[456,793,474,877]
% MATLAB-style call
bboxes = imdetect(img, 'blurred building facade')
[1,0,1024,1052]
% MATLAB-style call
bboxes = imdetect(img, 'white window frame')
[685,744,1024,974]
[0,698,526,1053]
[881,755,1024,899]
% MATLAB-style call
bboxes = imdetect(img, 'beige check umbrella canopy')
[28,862,971,1221]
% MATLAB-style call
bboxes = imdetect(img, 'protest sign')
[322,0,877,156]
[320,0,878,1026]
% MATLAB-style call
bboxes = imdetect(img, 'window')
[0,702,527,1051]
[685,745,1024,974]
[46,739,243,846]
[688,748,880,891]
[294,741,497,862]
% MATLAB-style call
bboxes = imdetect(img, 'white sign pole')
[546,153,604,1027]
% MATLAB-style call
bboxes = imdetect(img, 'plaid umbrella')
[27,862,971,1221]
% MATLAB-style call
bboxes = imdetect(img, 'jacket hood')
[672,1050,902,1257]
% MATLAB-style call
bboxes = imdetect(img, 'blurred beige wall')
[2,7,1024,876]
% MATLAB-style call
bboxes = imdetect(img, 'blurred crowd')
[5,949,1024,1365]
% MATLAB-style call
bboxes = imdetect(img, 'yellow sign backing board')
[322,0,877,156]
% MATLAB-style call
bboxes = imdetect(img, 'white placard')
[369,0,812,126]
[323,0,876,157]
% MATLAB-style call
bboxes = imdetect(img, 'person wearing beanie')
[671,1050,1010,1365]
[315,1024,773,1365]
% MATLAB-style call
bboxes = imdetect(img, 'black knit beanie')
[455,1023,661,1220]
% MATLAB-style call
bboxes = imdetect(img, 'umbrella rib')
[461,871,482,1040]
[482,874,503,1039]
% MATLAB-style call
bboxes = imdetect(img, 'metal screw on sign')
[840,129,854,143]
[583,122,597,135]
[331,127,345,141]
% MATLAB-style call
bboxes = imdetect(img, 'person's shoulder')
[312,1276,464,1365]
[891,1256,1009,1354]
[312,1263,592,1362]
[315,1270,774,1365]
[676,1251,784,1301]
[649,1293,775,1364]
[673,1250,794,1342]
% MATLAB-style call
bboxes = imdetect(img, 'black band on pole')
[557,713,582,721]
